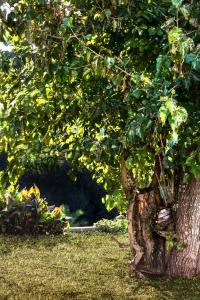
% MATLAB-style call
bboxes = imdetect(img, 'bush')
[94,215,128,233]
[0,185,69,235]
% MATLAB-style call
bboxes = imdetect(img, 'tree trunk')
[126,178,200,278]
[121,154,167,276]
[121,151,200,278]
[127,190,167,276]
[167,178,200,277]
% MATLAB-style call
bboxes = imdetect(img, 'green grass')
[0,233,200,300]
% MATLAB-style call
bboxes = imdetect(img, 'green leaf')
[128,128,135,141]
[180,5,190,20]
[112,74,123,87]
[166,240,174,251]
[15,144,28,151]
[184,53,196,64]
[84,34,92,41]
[171,131,178,144]
[63,17,73,28]
[148,27,157,36]
[168,27,183,45]
[159,107,168,125]
[171,0,184,9]
[136,127,142,138]
[94,12,104,21]
[166,99,176,113]
[36,98,47,106]
[191,165,200,178]
[106,57,115,69]
[30,89,40,97]
[104,9,111,18]
[131,89,143,99]
[186,155,196,167]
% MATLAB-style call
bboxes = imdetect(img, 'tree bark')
[121,152,200,278]
[167,178,200,277]
[121,154,167,276]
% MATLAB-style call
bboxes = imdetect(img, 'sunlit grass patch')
[0,233,200,300]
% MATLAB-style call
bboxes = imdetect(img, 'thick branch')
[120,152,137,197]
[120,152,144,276]
[128,198,144,276]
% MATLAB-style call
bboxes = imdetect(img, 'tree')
[0,0,199,277]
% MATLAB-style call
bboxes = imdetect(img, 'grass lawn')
[0,233,200,300]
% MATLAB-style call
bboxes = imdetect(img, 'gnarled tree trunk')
[121,154,167,276]
[121,154,200,278]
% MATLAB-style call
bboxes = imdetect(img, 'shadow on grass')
[129,276,200,300]
[0,234,200,300]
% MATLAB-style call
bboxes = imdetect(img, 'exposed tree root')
[110,236,129,248]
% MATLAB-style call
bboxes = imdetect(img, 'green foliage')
[102,189,127,213]
[0,0,199,211]
[171,0,183,9]
[185,150,200,179]
[126,148,154,188]
[95,216,128,233]
[0,185,69,234]
[63,205,85,226]
[165,232,187,251]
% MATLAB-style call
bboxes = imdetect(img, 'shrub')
[63,205,85,226]
[94,215,128,233]
[0,185,69,235]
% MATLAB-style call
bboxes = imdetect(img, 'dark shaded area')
[0,153,117,225]
[0,152,7,171]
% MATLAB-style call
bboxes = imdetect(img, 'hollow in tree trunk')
[121,153,200,278]
[126,179,200,278]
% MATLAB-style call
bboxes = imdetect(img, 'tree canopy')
[0,0,199,210]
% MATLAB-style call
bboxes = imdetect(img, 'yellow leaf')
[54,207,61,217]
[21,188,30,201]
[122,79,126,92]
[34,184,40,198]
[13,35,19,42]
[29,186,35,195]
[36,98,47,106]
